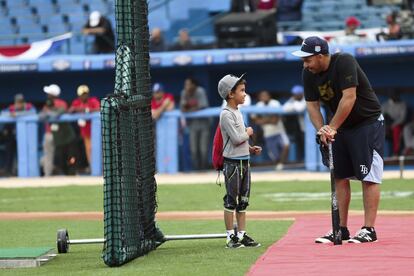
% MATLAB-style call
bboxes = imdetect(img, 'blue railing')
[0,113,101,177]
[0,107,325,177]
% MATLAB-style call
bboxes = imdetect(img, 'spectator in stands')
[282,85,306,161]
[230,0,256,12]
[382,91,407,156]
[149,28,167,52]
[8,94,36,117]
[257,0,276,11]
[39,84,76,176]
[68,85,100,169]
[82,11,115,54]
[403,112,414,156]
[151,82,175,121]
[254,90,289,170]
[0,94,36,176]
[180,77,210,170]
[376,11,402,41]
[331,16,369,45]
[276,0,303,21]
[169,29,193,51]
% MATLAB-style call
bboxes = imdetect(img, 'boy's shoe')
[226,234,244,249]
[240,233,261,247]
[315,227,350,243]
[348,227,377,243]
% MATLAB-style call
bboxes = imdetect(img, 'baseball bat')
[328,142,342,245]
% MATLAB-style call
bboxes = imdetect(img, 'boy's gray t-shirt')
[219,106,250,159]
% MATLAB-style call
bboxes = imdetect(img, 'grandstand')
[0,0,405,53]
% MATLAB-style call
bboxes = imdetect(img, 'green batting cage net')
[101,0,158,267]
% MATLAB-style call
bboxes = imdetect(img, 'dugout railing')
[0,107,329,177]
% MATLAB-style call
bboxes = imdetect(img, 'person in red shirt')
[0,94,36,176]
[151,82,175,121]
[69,85,100,167]
[9,93,36,116]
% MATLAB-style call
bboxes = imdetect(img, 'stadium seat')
[7,6,32,18]
[47,23,70,36]
[18,23,43,36]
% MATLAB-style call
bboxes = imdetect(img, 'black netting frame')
[101,0,157,267]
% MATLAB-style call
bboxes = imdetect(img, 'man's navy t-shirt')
[303,53,381,129]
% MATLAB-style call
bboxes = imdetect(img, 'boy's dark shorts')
[333,117,385,183]
[223,158,251,212]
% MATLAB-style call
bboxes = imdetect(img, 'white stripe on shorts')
[363,149,383,184]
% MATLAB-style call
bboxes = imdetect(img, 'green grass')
[1,178,413,274]
[0,220,291,276]
[1,179,414,212]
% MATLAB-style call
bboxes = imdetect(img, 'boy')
[218,74,262,248]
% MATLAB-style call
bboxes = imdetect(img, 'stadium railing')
[0,107,327,177]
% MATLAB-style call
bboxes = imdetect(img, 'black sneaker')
[226,234,244,249]
[348,227,377,243]
[240,233,261,247]
[315,227,350,243]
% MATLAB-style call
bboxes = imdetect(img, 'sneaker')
[348,227,377,243]
[226,234,244,249]
[275,163,284,171]
[240,233,261,247]
[315,227,350,243]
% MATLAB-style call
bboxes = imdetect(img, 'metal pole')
[68,238,104,245]
[399,155,405,179]
[165,234,226,241]
[67,234,226,245]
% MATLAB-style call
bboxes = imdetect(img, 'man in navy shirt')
[293,36,384,244]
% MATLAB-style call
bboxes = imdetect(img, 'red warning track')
[248,214,414,276]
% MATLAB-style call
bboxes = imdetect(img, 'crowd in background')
[151,78,307,171]
[1,78,413,176]
[0,84,100,177]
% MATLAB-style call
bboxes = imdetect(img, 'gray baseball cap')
[218,73,245,100]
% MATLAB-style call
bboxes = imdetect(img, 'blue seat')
[16,16,37,26]
[47,23,69,35]
[5,0,27,9]
[7,6,32,17]
[60,2,84,14]
[46,14,64,26]
[32,3,55,15]
[0,39,17,46]
[18,23,43,36]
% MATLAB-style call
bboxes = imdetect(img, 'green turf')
[0,248,53,258]
[0,179,413,212]
[0,219,291,276]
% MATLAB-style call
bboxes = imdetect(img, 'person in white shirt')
[283,85,306,161]
[254,90,289,170]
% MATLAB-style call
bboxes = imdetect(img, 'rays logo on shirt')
[318,81,334,101]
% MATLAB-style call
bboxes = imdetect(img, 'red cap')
[346,16,360,27]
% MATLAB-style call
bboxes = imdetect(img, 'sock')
[237,231,246,240]
[362,226,375,232]
[340,226,349,232]
[226,230,234,242]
